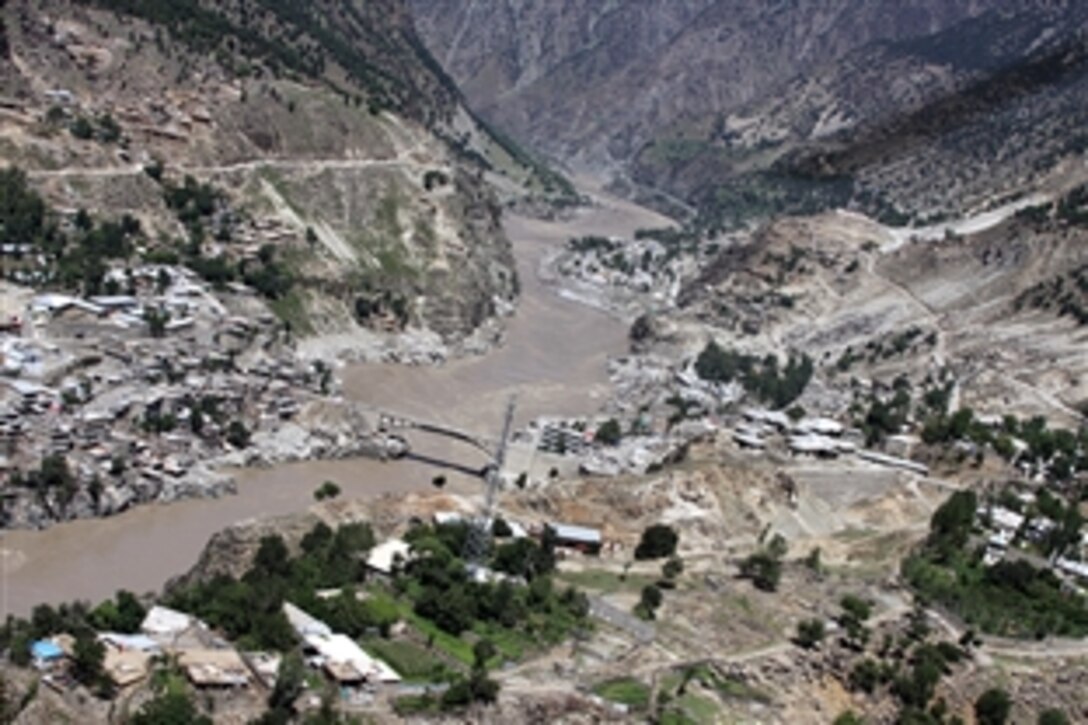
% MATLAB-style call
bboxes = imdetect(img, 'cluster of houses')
[977,491,1088,589]
[27,516,609,702]
[31,605,258,693]
[555,234,692,308]
[0,266,335,525]
[29,599,401,706]
[731,407,930,475]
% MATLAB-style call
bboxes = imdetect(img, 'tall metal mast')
[464,394,517,568]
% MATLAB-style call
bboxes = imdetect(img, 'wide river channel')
[0,188,670,616]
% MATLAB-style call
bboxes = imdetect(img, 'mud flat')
[0,188,668,615]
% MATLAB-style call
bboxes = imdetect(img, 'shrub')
[795,618,825,649]
[975,688,1012,725]
[313,481,341,501]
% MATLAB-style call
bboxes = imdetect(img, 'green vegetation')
[635,584,664,620]
[635,524,679,560]
[694,340,813,409]
[592,676,652,711]
[0,168,140,293]
[166,523,377,650]
[740,534,788,592]
[594,418,623,447]
[975,688,1012,725]
[362,637,448,682]
[399,523,586,647]
[903,491,1088,638]
[313,480,341,501]
[1038,708,1072,725]
[795,617,826,649]
[74,0,436,116]
[691,169,854,236]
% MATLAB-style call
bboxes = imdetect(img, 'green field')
[592,677,652,711]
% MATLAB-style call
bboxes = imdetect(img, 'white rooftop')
[550,522,602,544]
[366,538,411,575]
[306,632,401,683]
[991,506,1025,532]
[283,601,332,638]
[141,605,195,636]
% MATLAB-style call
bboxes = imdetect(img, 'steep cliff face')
[1,0,516,353]
[412,0,1087,224]
[412,0,1024,169]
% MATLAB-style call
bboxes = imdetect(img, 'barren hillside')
[0,0,521,358]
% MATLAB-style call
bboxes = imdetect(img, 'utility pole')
[464,395,517,569]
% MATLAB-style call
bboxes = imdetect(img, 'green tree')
[661,556,684,585]
[267,652,305,718]
[795,618,825,649]
[928,490,977,555]
[635,524,679,560]
[594,418,622,446]
[1038,709,1071,725]
[226,420,250,448]
[740,550,782,592]
[636,584,663,620]
[70,116,94,140]
[974,689,1012,725]
[71,631,110,695]
[313,481,341,501]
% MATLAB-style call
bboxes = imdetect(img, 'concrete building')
[366,538,411,577]
[548,522,603,555]
[178,649,251,688]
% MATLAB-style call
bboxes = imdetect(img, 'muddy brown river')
[0,189,670,616]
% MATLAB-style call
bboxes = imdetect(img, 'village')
[18,506,613,721]
[0,262,391,529]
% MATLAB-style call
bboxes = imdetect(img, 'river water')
[0,189,670,616]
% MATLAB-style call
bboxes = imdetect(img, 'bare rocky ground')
[2,0,518,362]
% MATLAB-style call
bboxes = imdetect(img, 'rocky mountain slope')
[0,0,521,359]
[412,0,1088,227]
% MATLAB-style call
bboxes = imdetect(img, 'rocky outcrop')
[412,1,1088,221]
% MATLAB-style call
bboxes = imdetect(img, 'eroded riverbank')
[0,190,670,615]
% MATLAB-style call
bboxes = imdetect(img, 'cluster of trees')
[1056,183,1088,226]
[161,174,224,245]
[1014,262,1088,325]
[922,409,1088,482]
[242,244,297,301]
[858,382,912,446]
[567,235,619,255]
[68,113,122,144]
[694,341,813,409]
[399,522,587,643]
[313,480,341,501]
[903,491,1088,638]
[75,0,414,115]
[692,169,854,237]
[740,533,788,592]
[0,167,142,294]
[7,454,80,513]
[166,523,378,650]
[827,600,1026,725]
